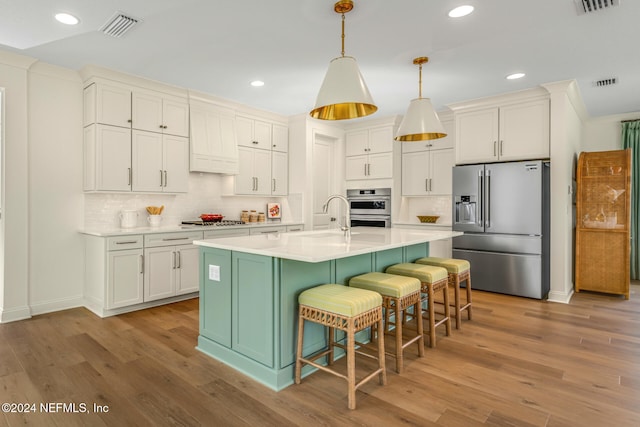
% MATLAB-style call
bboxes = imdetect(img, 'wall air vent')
[594,77,618,87]
[575,0,620,15]
[101,12,140,38]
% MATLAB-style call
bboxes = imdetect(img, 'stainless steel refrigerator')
[452,160,550,299]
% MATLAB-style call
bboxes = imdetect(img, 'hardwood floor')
[1,285,639,426]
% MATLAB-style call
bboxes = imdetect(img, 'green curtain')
[622,120,640,279]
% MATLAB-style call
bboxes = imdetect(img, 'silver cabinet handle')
[425,179,428,192]
[364,163,367,176]
[115,240,138,245]
[260,230,279,234]
[176,251,181,269]
[493,141,497,156]
[160,170,163,187]
[140,254,144,274]
[252,140,259,145]
[128,168,132,186]
[486,170,491,227]
[255,177,259,191]
[162,237,189,241]
[159,125,164,129]
[429,178,432,192]
[478,170,483,226]
[272,178,276,192]
[500,140,503,156]
[172,251,176,269]
[164,170,168,187]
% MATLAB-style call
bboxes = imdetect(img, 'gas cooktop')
[181,220,246,227]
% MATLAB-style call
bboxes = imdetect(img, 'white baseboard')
[0,305,32,323]
[29,295,84,316]
[547,288,574,304]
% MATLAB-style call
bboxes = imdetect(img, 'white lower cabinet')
[108,247,144,309]
[143,231,202,302]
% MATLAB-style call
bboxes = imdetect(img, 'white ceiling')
[2,0,639,119]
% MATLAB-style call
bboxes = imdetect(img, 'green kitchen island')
[193,227,462,391]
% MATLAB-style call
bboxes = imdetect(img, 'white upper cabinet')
[189,100,239,174]
[401,119,455,196]
[272,124,289,153]
[132,89,189,137]
[271,151,288,195]
[84,82,132,128]
[84,124,132,192]
[234,146,272,195]
[455,98,549,164]
[131,130,189,193]
[236,116,272,150]
[345,125,394,181]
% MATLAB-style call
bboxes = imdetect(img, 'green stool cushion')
[386,263,448,283]
[299,284,382,317]
[349,272,420,298]
[415,257,470,274]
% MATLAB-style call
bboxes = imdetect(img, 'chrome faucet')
[322,194,351,239]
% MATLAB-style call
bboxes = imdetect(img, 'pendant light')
[310,0,377,120]
[395,57,447,141]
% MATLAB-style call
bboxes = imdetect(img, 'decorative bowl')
[417,215,440,223]
[200,213,224,222]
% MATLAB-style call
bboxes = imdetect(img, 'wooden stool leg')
[295,315,305,384]
[328,326,335,366]
[346,323,356,410]
[466,274,473,320]
[453,275,462,329]
[427,284,436,348]
[442,284,451,337]
[393,298,403,373]
[377,315,387,385]
[415,300,424,357]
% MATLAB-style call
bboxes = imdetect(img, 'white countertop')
[194,227,462,263]
[80,221,302,237]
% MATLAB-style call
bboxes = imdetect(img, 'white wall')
[27,62,85,314]
[583,112,639,152]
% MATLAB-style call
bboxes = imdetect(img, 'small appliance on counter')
[119,210,138,228]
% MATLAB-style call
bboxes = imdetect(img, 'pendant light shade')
[310,1,377,120]
[395,57,446,141]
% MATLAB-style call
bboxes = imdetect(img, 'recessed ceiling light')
[506,73,526,80]
[250,80,265,87]
[55,13,79,25]
[448,5,474,18]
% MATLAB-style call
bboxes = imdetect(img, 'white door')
[176,245,200,295]
[456,107,499,164]
[253,149,272,195]
[163,135,189,193]
[132,130,163,192]
[312,134,337,230]
[271,151,288,196]
[144,246,176,302]
[108,249,144,309]
[96,83,131,128]
[162,98,190,137]
[402,151,429,196]
[235,147,256,194]
[132,90,163,133]
[95,125,131,191]
[430,149,454,195]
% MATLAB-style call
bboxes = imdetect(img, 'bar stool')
[295,284,386,410]
[416,257,472,329]
[349,272,424,373]
[385,263,451,348]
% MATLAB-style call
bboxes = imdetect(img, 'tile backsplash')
[397,196,452,225]
[84,173,298,229]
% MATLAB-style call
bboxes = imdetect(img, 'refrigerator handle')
[486,170,491,228]
[478,170,483,226]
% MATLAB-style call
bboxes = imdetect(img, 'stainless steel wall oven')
[346,188,391,228]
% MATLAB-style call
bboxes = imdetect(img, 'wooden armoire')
[575,149,632,299]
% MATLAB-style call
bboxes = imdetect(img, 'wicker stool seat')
[295,284,386,410]
[349,272,424,373]
[385,263,451,348]
[416,257,472,329]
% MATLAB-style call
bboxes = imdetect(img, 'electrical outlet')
[209,265,220,281]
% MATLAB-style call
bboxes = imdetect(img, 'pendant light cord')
[418,62,423,98]
[341,13,346,57]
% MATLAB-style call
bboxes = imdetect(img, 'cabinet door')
[162,97,190,137]
[253,119,272,150]
[346,155,368,180]
[456,108,499,164]
[132,90,164,133]
[144,246,176,302]
[367,152,393,179]
[271,151,288,195]
[176,245,200,295]
[253,148,272,195]
[132,130,164,192]
[402,151,430,196]
[271,124,288,153]
[431,119,455,150]
[96,84,132,128]
[499,99,550,161]
[235,116,254,148]
[107,249,143,309]
[234,146,256,194]
[345,130,368,156]
[430,149,454,195]
[95,124,132,191]
[163,135,189,193]
[232,253,274,367]
[367,126,393,154]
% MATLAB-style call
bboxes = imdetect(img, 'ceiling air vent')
[101,12,140,38]
[594,77,618,87]
[575,0,620,15]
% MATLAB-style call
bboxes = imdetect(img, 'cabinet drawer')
[203,228,250,239]
[144,231,203,248]
[107,235,144,251]
[250,226,286,235]
[286,225,304,232]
